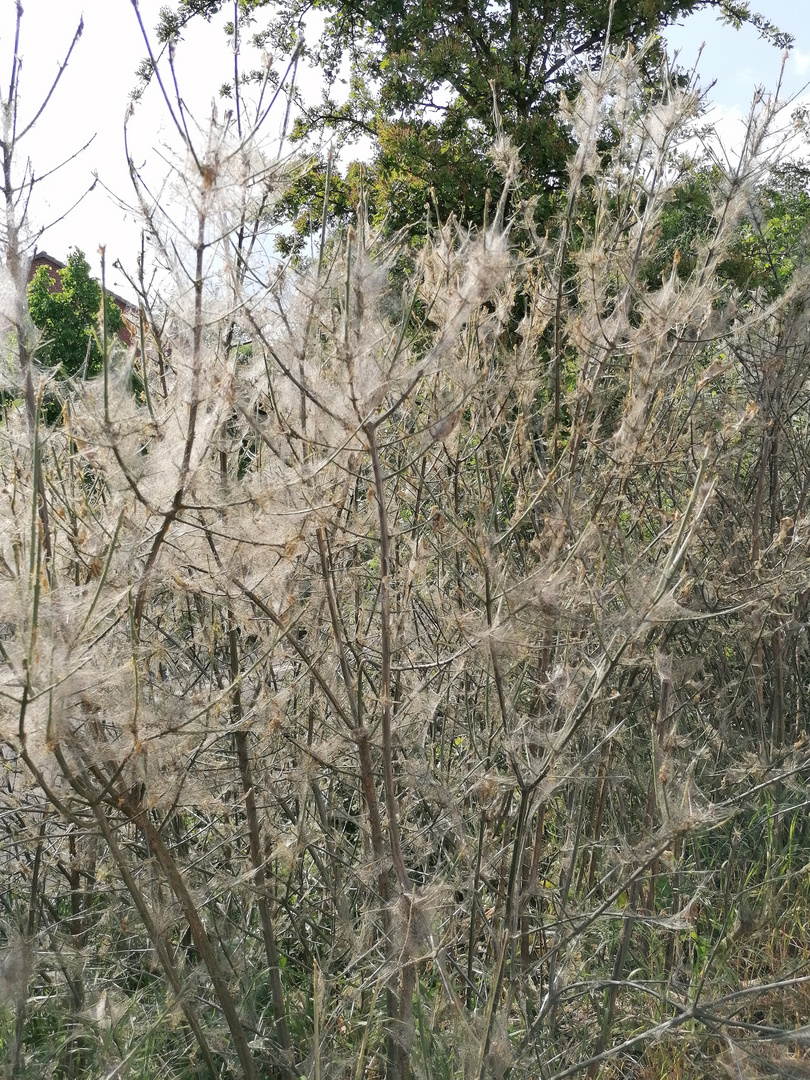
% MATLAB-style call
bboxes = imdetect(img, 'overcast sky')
[3,0,809,299]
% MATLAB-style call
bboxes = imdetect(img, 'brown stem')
[132,806,258,1080]
[229,622,294,1075]
[750,431,771,563]
[587,882,640,1079]
[2,167,52,566]
[316,526,359,724]
[365,424,410,894]
[88,798,220,1078]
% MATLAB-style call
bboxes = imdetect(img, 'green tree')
[728,160,810,296]
[27,248,123,378]
[152,1,790,242]
[640,159,810,295]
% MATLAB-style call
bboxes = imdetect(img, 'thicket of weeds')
[2,9,810,1080]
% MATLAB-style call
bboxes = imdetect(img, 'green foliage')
[158,0,792,239]
[729,160,810,295]
[640,164,717,287]
[305,0,791,231]
[643,159,810,296]
[27,248,123,378]
[273,157,367,256]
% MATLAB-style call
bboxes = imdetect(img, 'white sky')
[2,0,810,300]
[664,0,810,108]
[664,1,810,159]
[0,0,323,298]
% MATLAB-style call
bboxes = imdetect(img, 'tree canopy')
[27,248,123,378]
[153,0,791,243]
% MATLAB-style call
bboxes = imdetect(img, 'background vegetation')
[27,249,123,379]
[2,4,810,1080]
[146,0,792,246]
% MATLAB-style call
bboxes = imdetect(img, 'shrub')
[2,19,810,1080]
